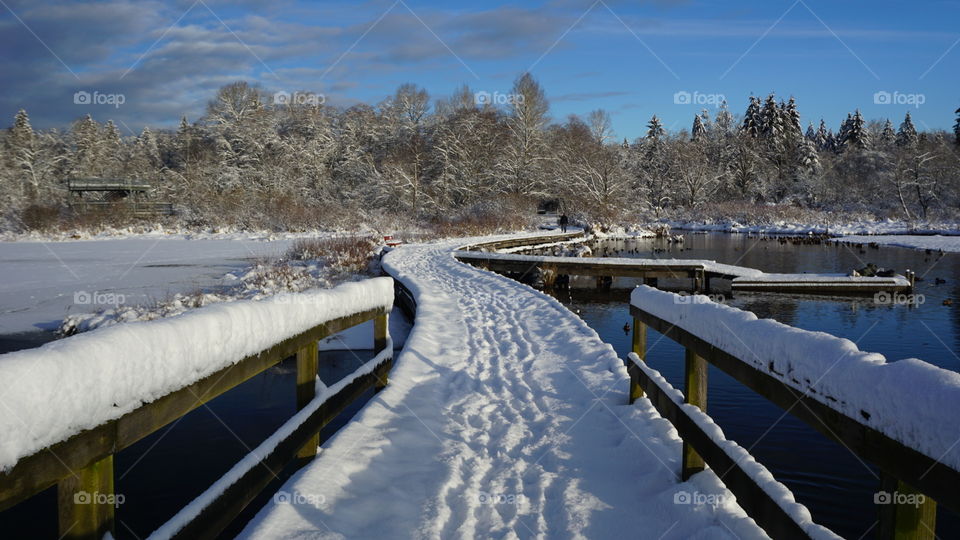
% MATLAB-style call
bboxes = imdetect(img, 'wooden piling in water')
[296,341,320,462]
[628,319,646,403]
[681,349,707,481]
[374,313,390,391]
[878,475,936,540]
[58,454,115,540]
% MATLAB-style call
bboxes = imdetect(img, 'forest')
[2,73,959,233]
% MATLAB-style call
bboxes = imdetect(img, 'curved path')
[238,234,766,539]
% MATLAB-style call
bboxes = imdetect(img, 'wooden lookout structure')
[67,178,173,217]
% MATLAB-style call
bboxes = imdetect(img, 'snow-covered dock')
[454,251,912,294]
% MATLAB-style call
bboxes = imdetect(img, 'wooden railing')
[0,288,394,540]
[628,296,957,540]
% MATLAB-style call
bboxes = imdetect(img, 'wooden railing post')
[374,312,390,391]
[682,348,707,480]
[296,341,319,462]
[628,318,646,404]
[878,475,937,540]
[58,454,115,540]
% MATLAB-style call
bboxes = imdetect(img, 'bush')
[287,235,378,274]
[20,204,61,231]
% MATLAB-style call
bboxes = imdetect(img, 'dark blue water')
[542,233,960,539]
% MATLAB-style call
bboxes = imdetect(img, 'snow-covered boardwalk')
[239,235,768,539]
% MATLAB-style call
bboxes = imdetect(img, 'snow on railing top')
[630,285,960,470]
[0,277,394,472]
[453,251,767,278]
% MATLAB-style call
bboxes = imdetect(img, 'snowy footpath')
[238,236,768,539]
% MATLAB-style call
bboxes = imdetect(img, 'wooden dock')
[454,251,913,294]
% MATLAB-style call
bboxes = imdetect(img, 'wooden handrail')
[629,301,951,539]
[0,298,393,539]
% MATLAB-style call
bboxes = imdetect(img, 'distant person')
[559,214,569,233]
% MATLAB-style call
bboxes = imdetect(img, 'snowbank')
[832,235,960,253]
[665,219,960,237]
[0,277,394,472]
[630,286,960,470]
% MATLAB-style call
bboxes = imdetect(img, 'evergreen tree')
[880,119,895,145]
[741,96,762,137]
[715,100,734,135]
[646,115,665,140]
[841,110,869,151]
[954,106,960,147]
[896,111,918,147]
[814,119,830,150]
[805,122,815,141]
[4,109,37,199]
[691,114,706,142]
[72,114,101,177]
[785,97,803,138]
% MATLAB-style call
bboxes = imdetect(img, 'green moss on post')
[296,341,319,462]
[629,318,646,403]
[682,349,707,481]
[58,454,115,540]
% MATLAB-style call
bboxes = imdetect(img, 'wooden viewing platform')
[67,177,174,217]
[454,251,914,295]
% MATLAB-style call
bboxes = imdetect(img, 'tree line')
[2,73,959,231]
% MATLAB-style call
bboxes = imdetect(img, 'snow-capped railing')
[628,285,960,539]
[0,277,395,540]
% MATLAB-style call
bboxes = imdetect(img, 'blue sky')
[1,0,958,139]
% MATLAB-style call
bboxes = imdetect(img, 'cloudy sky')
[1,0,957,139]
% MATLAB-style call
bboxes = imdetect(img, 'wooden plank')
[878,475,937,540]
[682,349,707,481]
[0,308,387,512]
[57,454,115,540]
[296,341,320,463]
[630,304,960,512]
[168,354,393,540]
[633,362,814,539]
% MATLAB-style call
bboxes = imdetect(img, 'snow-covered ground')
[666,219,960,236]
[237,233,776,539]
[832,234,960,253]
[0,238,295,334]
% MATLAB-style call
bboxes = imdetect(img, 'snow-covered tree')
[896,111,918,148]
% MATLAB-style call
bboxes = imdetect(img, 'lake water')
[536,233,960,538]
